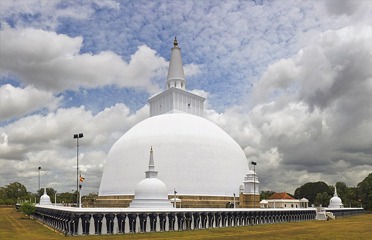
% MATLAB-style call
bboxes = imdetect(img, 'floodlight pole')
[38,166,41,191]
[233,193,236,208]
[73,133,83,207]
[174,188,177,208]
[79,185,82,208]
[251,161,257,208]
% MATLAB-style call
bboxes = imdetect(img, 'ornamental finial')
[173,37,178,47]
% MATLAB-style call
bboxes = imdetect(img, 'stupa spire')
[166,37,186,90]
[146,147,158,178]
[334,186,338,197]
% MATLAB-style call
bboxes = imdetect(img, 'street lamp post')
[233,193,236,208]
[174,189,177,208]
[38,167,41,191]
[251,161,257,208]
[73,133,83,207]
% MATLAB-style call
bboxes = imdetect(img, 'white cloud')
[0,103,148,193]
[207,25,372,192]
[0,0,120,29]
[325,0,372,21]
[1,0,372,195]
[0,27,168,93]
[0,84,60,121]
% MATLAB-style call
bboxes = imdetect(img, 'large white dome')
[99,113,248,196]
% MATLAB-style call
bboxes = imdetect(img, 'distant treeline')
[1,173,372,211]
[261,173,372,210]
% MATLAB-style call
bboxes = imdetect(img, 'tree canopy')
[294,181,332,205]
[357,173,372,210]
[0,182,29,204]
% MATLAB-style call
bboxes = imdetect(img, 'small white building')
[263,192,309,208]
[260,199,269,208]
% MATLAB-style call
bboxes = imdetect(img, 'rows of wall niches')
[32,208,362,236]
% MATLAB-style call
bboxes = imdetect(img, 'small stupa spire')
[334,186,338,197]
[146,147,158,178]
[148,146,155,170]
[173,36,178,47]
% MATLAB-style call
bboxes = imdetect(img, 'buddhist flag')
[80,175,85,182]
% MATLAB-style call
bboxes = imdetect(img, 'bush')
[20,202,35,216]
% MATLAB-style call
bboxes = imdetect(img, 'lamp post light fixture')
[251,161,257,208]
[73,133,83,207]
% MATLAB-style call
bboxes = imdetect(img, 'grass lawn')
[1,207,371,240]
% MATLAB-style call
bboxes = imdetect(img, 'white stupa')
[129,147,173,208]
[242,169,260,195]
[99,38,249,198]
[328,186,343,208]
[39,188,52,205]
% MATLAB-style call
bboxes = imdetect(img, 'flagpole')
[79,174,81,208]
[79,174,85,208]
[79,188,82,208]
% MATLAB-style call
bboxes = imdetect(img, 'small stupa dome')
[260,199,268,204]
[134,178,169,199]
[39,188,52,205]
[330,196,342,205]
[328,186,343,208]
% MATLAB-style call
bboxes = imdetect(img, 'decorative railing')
[33,206,363,236]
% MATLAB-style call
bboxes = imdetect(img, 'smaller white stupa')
[328,186,343,208]
[129,147,173,208]
[39,188,52,205]
[242,170,260,195]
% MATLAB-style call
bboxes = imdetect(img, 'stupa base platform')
[84,195,245,208]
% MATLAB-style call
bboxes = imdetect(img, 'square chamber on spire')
[148,87,206,117]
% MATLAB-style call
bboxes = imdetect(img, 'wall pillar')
[239,193,260,208]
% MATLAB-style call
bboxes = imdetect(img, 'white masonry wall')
[149,87,205,117]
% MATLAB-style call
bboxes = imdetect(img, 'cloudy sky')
[1,0,372,196]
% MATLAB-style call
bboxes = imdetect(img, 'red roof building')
[260,192,309,209]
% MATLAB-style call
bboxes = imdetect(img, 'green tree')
[58,191,77,205]
[20,201,35,216]
[260,191,275,200]
[0,182,28,204]
[335,182,348,199]
[294,181,332,205]
[314,192,330,207]
[357,173,372,210]
[343,187,357,207]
